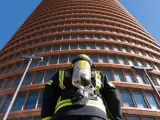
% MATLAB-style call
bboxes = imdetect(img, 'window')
[44,45,52,52]
[12,93,26,111]
[49,55,58,64]
[86,43,96,49]
[44,70,56,83]
[71,34,78,39]
[128,59,137,66]
[38,91,43,108]
[95,44,104,50]
[20,118,32,120]
[36,47,43,53]
[69,54,77,63]
[133,91,147,108]
[0,96,3,105]
[33,71,44,84]
[124,71,136,83]
[78,43,86,49]
[22,73,33,86]
[39,56,49,66]
[13,62,22,71]
[145,92,159,110]
[118,57,127,65]
[59,55,68,63]
[55,36,62,40]
[113,70,125,82]
[70,44,78,49]
[24,91,39,110]
[102,69,113,81]
[30,60,39,68]
[143,117,153,120]
[120,89,135,107]
[98,55,108,63]
[0,95,12,113]
[35,117,41,120]
[61,44,69,50]
[135,72,146,84]
[3,79,13,89]
[89,54,98,62]
[108,55,117,64]
[52,44,60,51]
[128,116,140,120]
[13,77,20,88]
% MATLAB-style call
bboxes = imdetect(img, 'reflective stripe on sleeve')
[59,71,65,89]
[47,80,53,85]
[42,116,52,120]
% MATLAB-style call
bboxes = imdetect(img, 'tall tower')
[0,0,159,119]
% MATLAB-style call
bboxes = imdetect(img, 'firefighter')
[41,54,122,120]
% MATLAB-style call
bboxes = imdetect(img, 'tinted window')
[44,70,56,83]
[145,92,159,110]
[12,93,26,111]
[120,90,135,107]
[78,43,86,49]
[49,55,58,64]
[38,91,43,108]
[118,57,127,65]
[39,56,49,66]
[22,73,33,86]
[0,95,12,113]
[25,91,39,110]
[102,69,113,81]
[33,71,44,84]
[61,44,69,50]
[113,70,125,82]
[135,72,146,84]
[108,55,117,64]
[98,55,108,63]
[143,117,153,120]
[3,79,13,89]
[133,91,147,108]
[124,71,136,83]
[59,55,68,63]
[128,116,140,120]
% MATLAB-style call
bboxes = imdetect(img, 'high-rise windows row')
[0,91,43,113]
[1,39,159,67]
[0,89,159,113]
[1,50,160,75]
[0,67,160,91]
[0,70,56,90]
[119,90,159,110]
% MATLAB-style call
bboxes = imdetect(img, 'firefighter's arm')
[101,75,122,120]
[41,71,61,120]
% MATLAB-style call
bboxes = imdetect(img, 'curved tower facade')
[0,0,159,119]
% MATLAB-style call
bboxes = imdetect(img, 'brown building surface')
[0,0,159,120]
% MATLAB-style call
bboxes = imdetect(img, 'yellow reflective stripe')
[59,71,65,89]
[55,102,72,114]
[95,71,101,90]
[42,116,52,120]
[55,96,61,108]
[54,98,106,114]
[47,80,53,85]
[55,99,71,109]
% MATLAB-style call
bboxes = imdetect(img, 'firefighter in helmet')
[41,54,122,120]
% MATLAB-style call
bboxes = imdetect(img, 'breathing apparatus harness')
[71,54,101,105]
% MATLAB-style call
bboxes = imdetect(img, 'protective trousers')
[54,115,105,120]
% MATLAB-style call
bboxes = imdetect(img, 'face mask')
[72,60,91,88]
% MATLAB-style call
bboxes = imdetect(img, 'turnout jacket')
[41,69,122,120]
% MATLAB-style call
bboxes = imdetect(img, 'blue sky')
[0,0,160,50]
